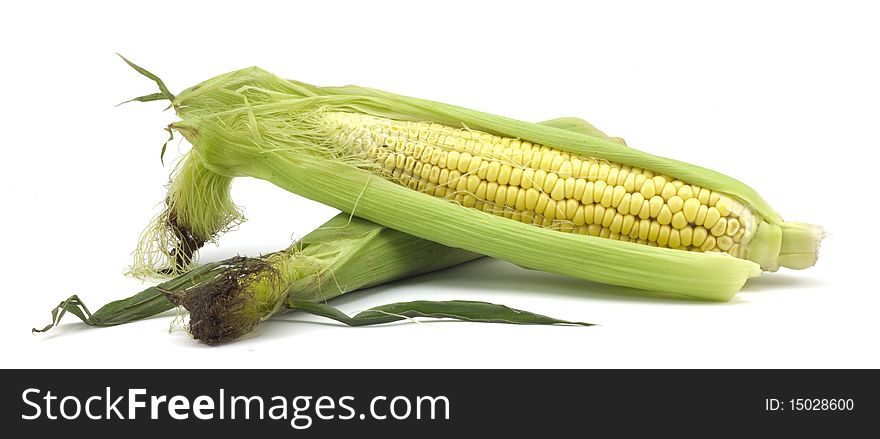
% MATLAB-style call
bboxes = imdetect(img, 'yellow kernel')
[564,177,576,199]
[585,161,599,180]
[660,182,677,201]
[593,180,608,204]
[657,225,671,247]
[558,160,573,178]
[572,205,586,226]
[582,181,595,204]
[462,194,477,208]
[629,219,641,239]
[497,164,512,185]
[616,169,629,188]
[505,186,519,208]
[550,179,566,201]
[638,219,651,240]
[583,204,595,225]
[536,192,550,214]
[428,165,441,183]
[648,221,661,242]
[383,154,397,171]
[533,170,548,190]
[477,160,489,179]
[544,199,558,220]
[593,205,606,225]
[573,178,587,200]
[709,191,721,206]
[668,229,681,248]
[680,226,693,247]
[455,173,468,192]
[729,244,740,256]
[607,167,620,186]
[495,185,509,207]
[711,217,728,237]
[704,207,722,229]
[652,176,667,194]
[726,218,741,236]
[695,204,709,226]
[404,156,416,172]
[598,163,611,181]
[485,182,499,202]
[697,187,711,204]
[465,174,481,193]
[700,235,717,252]
[671,211,688,229]
[667,195,684,213]
[438,151,448,168]
[508,168,523,187]
[599,228,611,239]
[633,173,647,191]
[639,179,656,198]
[621,214,636,235]
[649,196,665,217]
[475,181,488,199]
[565,199,579,220]
[657,205,673,225]
[600,184,614,207]
[570,158,582,178]
[629,192,645,216]
[520,169,535,190]
[465,155,481,175]
[619,193,632,215]
[677,185,694,200]
[535,152,551,170]
[682,198,701,223]
[638,200,651,220]
[623,173,637,192]
[692,226,709,246]
[543,172,560,195]
[588,224,601,236]
[611,185,627,208]
[602,207,617,228]
[717,235,733,251]
[610,213,624,234]
[486,161,501,182]
[715,196,732,216]
[515,188,527,210]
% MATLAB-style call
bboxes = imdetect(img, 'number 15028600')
[765,398,854,411]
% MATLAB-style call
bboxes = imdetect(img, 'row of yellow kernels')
[376,147,737,230]
[452,195,743,255]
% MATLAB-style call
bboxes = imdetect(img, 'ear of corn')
[132,66,822,301]
[39,213,589,342]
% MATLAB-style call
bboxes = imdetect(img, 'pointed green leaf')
[116,92,168,107]
[117,53,175,101]
[289,300,592,327]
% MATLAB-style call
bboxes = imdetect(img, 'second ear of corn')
[133,67,822,301]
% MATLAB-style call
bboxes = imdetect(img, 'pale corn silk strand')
[131,66,822,300]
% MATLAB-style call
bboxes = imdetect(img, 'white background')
[3,0,878,368]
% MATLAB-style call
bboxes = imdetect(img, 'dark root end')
[160,205,208,275]
[167,256,279,345]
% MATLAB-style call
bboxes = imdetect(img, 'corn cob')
[130,65,822,300]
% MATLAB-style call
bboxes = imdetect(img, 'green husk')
[126,62,822,300]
